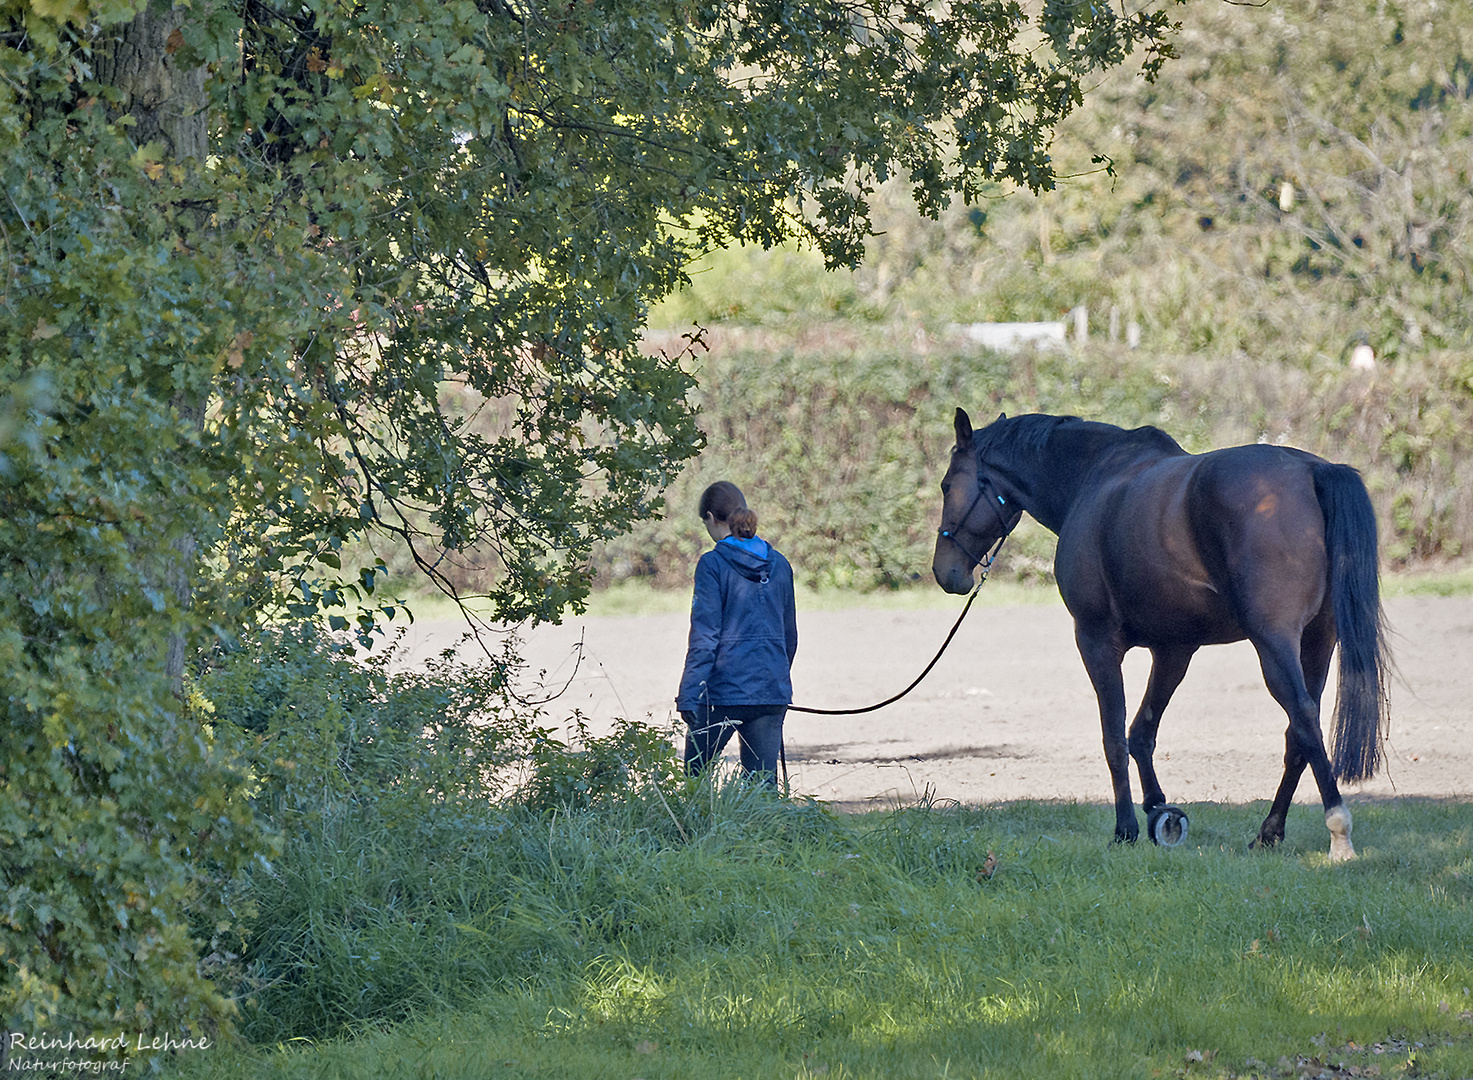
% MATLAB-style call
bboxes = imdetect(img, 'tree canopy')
[1,0,1184,1037]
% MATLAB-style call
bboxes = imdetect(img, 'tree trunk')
[97,5,210,691]
[94,5,208,163]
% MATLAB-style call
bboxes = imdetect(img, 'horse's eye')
[941,481,951,496]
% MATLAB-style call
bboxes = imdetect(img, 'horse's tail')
[1313,462,1390,782]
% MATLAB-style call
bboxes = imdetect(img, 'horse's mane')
[987,414,1073,454]
[974,413,1075,469]
[977,413,1182,469]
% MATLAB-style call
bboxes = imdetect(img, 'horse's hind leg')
[1253,748,1308,851]
[1129,645,1197,815]
[1253,615,1332,848]
[1303,614,1355,861]
[1252,615,1352,858]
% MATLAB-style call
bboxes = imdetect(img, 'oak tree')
[0,0,1184,1035]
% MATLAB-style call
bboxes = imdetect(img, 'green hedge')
[594,327,1472,592]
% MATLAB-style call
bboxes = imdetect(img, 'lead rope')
[780,570,985,793]
[787,574,986,718]
[777,525,1010,789]
[787,520,1010,722]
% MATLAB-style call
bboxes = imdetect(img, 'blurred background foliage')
[570,0,1473,593]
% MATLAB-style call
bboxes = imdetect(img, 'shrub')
[191,621,702,1041]
[598,329,1472,592]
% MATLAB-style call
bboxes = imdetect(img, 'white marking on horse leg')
[1326,804,1356,862]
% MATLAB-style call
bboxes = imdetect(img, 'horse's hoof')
[1146,804,1189,847]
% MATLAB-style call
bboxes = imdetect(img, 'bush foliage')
[597,328,1471,592]
[620,0,1473,592]
[182,624,691,1042]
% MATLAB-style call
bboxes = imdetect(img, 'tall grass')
[168,777,1473,1080]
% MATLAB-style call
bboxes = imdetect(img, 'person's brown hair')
[698,481,759,539]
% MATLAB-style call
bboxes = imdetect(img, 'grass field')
[164,789,1473,1080]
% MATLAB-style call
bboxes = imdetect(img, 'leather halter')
[938,472,1016,570]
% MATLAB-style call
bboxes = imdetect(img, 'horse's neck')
[1015,422,1143,533]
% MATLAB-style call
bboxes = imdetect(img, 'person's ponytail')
[727,507,758,539]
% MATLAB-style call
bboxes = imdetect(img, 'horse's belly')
[1118,585,1244,648]
[1059,562,1244,647]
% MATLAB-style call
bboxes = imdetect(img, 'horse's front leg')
[1074,626,1136,843]
[1130,645,1197,814]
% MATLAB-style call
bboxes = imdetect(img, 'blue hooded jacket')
[676,536,798,713]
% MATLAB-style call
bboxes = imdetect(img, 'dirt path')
[400,593,1472,812]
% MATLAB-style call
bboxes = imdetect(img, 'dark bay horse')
[932,409,1390,860]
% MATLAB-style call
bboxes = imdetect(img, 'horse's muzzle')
[933,563,975,596]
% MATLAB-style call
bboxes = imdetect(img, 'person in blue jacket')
[676,481,798,783]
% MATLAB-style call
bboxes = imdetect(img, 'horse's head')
[932,407,1023,594]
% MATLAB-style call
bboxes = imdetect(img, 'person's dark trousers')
[682,705,786,784]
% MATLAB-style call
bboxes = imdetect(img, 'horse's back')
[1057,441,1331,647]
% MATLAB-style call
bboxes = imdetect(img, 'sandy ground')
[398,592,1472,813]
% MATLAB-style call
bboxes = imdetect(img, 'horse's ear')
[954,407,973,446]
[996,412,1007,423]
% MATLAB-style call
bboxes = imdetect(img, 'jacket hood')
[713,536,774,582]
